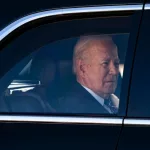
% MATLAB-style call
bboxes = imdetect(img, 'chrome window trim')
[0,4,142,42]
[0,115,122,125]
[144,4,150,10]
[124,118,150,126]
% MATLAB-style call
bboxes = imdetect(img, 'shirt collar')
[81,84,104,106]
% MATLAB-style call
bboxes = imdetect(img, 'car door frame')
[0,4,144,150]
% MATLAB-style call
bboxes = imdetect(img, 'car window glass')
[0,10,140,116]
[0,33,129,115]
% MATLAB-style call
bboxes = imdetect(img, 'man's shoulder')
[57,83,94,113]
[63,82,87,98]
[59,83,85,105]
[57,92,86,113]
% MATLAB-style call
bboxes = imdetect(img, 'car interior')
[0,34,129,114]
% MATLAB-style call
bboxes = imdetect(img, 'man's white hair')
[73,35,116,74]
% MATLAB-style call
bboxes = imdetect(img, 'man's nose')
[109,62,119,75]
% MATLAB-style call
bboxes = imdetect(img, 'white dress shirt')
[81,84,112,114]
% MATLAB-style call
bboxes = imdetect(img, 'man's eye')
[115,62,119,67]
[103,61,108,65]
[102,62,109,66]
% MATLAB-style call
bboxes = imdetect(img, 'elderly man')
[59,35,120,114]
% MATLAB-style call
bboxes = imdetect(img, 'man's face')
[83,41,119,96]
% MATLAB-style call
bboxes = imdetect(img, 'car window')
[0,12,140,116]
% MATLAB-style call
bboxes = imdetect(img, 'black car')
[0,0,149,149]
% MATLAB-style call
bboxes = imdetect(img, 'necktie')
[104,98,118,114]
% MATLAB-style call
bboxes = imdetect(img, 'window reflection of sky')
[119,64,124,78]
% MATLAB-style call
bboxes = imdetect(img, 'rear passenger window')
[0,12,140,116]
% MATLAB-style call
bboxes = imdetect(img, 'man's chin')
[104,89,115,95]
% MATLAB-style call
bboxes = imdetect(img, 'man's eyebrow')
[99,57,110,61]
[101,58,120,62]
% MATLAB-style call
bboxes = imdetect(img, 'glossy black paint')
[118,125,150,150]
[0,122,121,150]
[127,10,150,118]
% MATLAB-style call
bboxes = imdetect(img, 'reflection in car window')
[0,34,129,115]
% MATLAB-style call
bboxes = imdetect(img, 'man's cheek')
[104,83,115,91]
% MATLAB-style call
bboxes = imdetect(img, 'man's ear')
[76,59,87,77]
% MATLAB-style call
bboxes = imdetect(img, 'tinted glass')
[0,15,138,116]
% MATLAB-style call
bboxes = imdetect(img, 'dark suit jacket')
[58,82,112,114]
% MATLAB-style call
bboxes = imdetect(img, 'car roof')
[0,0,144,30]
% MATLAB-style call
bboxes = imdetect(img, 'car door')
[0,4,142,150]
[117,3,150,150]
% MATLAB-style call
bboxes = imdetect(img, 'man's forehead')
[88,44,119,61]
[88,39,117,49]
[88,41,118,56]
